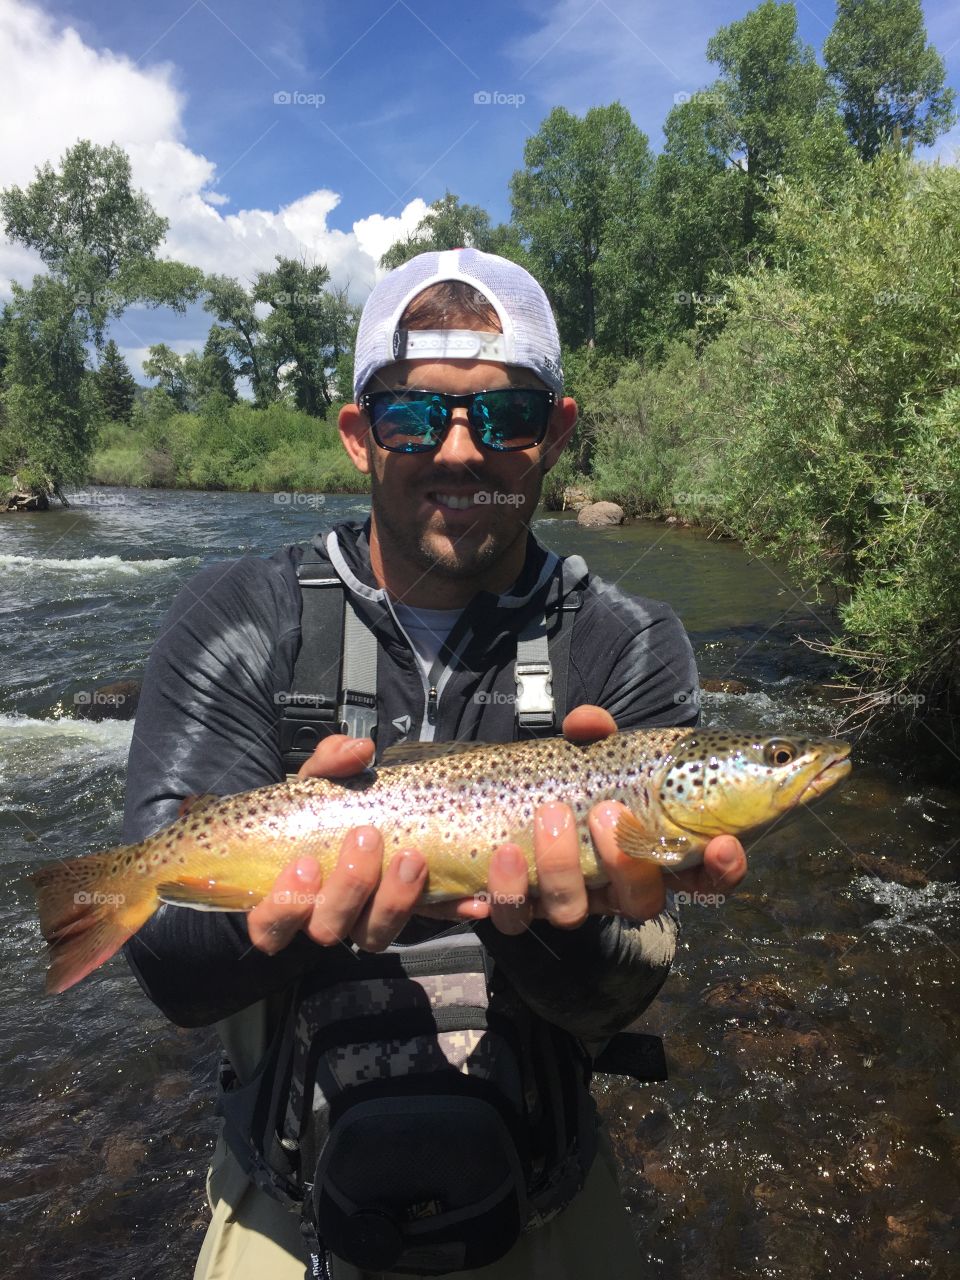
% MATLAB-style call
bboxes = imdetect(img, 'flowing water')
[1,489,957,1278]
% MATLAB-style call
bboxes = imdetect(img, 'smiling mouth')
[427,491,479,511]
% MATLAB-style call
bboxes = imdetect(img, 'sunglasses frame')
[359,387,556,454]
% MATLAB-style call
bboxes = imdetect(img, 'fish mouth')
[797,749,852,805]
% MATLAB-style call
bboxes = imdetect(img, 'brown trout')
[32,727,850,993]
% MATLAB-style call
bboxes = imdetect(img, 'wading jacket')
[122,518,699,1076]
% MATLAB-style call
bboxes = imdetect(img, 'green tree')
[198,326,238,403]
[706,1,849,243]
[142,343,191,412]
[510,103,654,352]
[95,339,137,423]
[0,140,202,500]
[824,0,956,160]
[254,258,352,416]
[203,274,278,407]
[0,277,93,495]
[1,140,202,344]
[379,192,513,269]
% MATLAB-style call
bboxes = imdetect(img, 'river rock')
[4,480,49,512]
[724,1026,830,1071]
[700,677,750,695]
[704,975,797,1022]
[577,501,625,528]
[75,678,141,721]
[562,484,592,511]
[851,851,929,887]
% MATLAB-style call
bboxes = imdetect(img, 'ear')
[338,403,372,476]
[542,396,578,473]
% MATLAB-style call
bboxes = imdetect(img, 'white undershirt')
[391,602,463,682]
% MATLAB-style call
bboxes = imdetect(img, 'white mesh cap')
[353,248,564,401]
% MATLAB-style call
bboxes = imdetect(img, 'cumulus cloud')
[0,0,426,316]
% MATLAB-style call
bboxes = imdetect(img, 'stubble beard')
[369,463,544,587]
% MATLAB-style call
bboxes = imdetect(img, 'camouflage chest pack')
[217,927,605,1276]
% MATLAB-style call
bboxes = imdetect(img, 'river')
[1,488,957,1279]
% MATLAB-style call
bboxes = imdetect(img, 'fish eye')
[764,739,797,767]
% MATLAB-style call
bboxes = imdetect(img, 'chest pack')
[217,548,669,1276]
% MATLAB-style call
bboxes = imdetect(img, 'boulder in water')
[74,678,141,721]
[577,501,625,528]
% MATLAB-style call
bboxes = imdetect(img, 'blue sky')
[1,0,958,373]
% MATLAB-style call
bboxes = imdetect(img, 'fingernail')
[397,851,424,884]
[294,858,319,880]
[593,802,622,829]
[536,802,571,840]
[352,826,380,850]
[496,845,526,876]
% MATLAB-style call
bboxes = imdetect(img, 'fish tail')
[31,846,160,994]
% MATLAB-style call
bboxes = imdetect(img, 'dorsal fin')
[379,740,495,767]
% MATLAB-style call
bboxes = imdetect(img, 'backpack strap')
[280,564,344,775]
[514,584,582,740]
[340,598,379,741]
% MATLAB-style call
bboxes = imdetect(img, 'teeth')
[433,493,474,510]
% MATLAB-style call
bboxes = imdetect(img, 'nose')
[433,409,485,469]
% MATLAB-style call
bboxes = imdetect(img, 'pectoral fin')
[614,812,691,865]
[156,877,262,911]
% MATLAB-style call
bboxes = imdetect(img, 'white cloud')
[0,0,426,307]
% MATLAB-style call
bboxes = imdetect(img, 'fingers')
[561,704,617,744]
[529,801,588,929]
[587,802,667,919]
[297,734,375,780]
[301,826,384,946]
[248,856,325,954]
[486,844,531,935]
[349,849,427,952]
[667,835,747,900]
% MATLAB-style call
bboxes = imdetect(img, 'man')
[123,248,747,1279]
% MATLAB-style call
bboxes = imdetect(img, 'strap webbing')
[279,567,344,774]
[514,616,554,732]
[339,599,379,740]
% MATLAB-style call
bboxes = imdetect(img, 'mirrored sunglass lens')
[371,396,445,451]
[472,391,546,449]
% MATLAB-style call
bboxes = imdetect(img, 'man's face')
[340,356,576,603]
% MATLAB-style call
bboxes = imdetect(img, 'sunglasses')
[359,387,556,454]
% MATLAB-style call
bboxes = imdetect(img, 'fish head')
[656,730,852,840]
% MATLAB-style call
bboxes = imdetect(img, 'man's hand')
[247,735,485,956]
[484,705,748,935]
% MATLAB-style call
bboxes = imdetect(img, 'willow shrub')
[89,395,367,495]
[710,154,960,712]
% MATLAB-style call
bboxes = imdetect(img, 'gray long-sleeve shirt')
[122,519,699,1038]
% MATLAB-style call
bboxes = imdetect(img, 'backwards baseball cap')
[352,247,564,402]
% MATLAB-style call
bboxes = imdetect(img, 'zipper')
[427,684,438,724]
